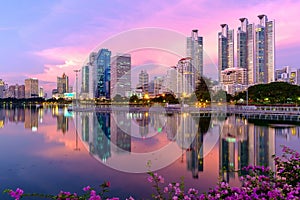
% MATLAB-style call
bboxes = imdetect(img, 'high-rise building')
[81,65,89,94]
[94,49,111,99]
[177,57,195,97]
[0,79,4,98]
[138,70,149,94]
[25,78,39,98]
[220,15,275,85]
[166,66,178,95]
[39,87,44,98]
[111,54,131,98]
[17,85,25,99]
[57,73,69,96]
[187,30,203,81]
[255,15,275,83]
[218,24,234,81]
[246,22,256,84]
[237,18,248,69]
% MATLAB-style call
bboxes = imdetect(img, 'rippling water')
[0,106,299,199]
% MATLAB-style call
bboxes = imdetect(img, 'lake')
[0,105,299,199]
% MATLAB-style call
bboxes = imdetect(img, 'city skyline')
[1,1,300,95]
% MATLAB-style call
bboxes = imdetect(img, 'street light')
[73,69,81,152]
[74,69,81,107]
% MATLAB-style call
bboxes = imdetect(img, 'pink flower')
[105,181,111,187]
[83,186,91,192]
[147,176,154,183]
[9,188,23,200]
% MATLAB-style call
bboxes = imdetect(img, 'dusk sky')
[1,0,300,95]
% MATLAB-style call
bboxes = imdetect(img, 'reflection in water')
[1,107,300,181]
[220,115,276,183]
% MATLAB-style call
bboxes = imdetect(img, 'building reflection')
[1,107,283,181]
[134,112,150,137]
[24,108,38,131]
[219,115,276,183]
[111,111,131,153]
[51,106,70,134]
[90,112,111,161]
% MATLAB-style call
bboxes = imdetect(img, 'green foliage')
[234,82,300,104]
[195,77,211,102]
[129,95,139,103]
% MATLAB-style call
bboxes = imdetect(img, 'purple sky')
[0,0,300,95]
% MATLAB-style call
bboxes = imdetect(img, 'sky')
[1,0,300,95]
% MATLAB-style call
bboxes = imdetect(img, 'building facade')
[57,73,69,97]
[25,78,39,98]
[0,79,4,98]
[111,54,131,98]
[218,24,234,81]
[187,30,203,81]
[138,70,149,94]
[255,15,275,83]
[94,49,111,99]
[177,57,195,97]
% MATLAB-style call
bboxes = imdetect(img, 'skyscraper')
[138,70,149,94]
[111,54,131,98]
[237,18,248,69]
[187,30,203,81]
[81,65,89,94]
[94,49,111,99]
[25,78,39,98]
[166,66,178,95]
[57,73,69,96]
[0,79,4,98]
[219,15,275,85]
[177,57,195,96]
[246,22,256,84]
[255,15,275,83]
[218,24,234,81]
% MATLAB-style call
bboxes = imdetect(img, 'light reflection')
[0,107,299,179]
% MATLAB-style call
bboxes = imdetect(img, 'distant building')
[0,79,4,98]
[165,66,178,95]
[18,85,25,98]
[57,73,69,97]
[221,67,247,95]
[25,78,39,98]
[275,66,300,85]
[111,54,131,98]
[177,57,195,97]
[94,49,111,99]
[218,24,234,81]
[81,65,89,94]
[39,87,44,98]
[255,15,275,83]
[138,70,149,94]
[187,30,203,80]
[275,66,290,82]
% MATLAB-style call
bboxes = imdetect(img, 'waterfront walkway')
[71,105,300,121]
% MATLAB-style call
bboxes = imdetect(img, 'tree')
[234,82,300,104]
[129,95,139,103]
[195,76,211,102]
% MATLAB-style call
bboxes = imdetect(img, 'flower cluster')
[4,146,300,200]
[147,145,300,200]
[7,188,23,200]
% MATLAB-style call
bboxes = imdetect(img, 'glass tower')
[95,49,111,99]
[187,30,203,82]
[218,24,234,82]
[111,54,131,98]
[255,15,275,84]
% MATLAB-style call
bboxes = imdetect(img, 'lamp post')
[74,69,81,107]
[73,69,81,152]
